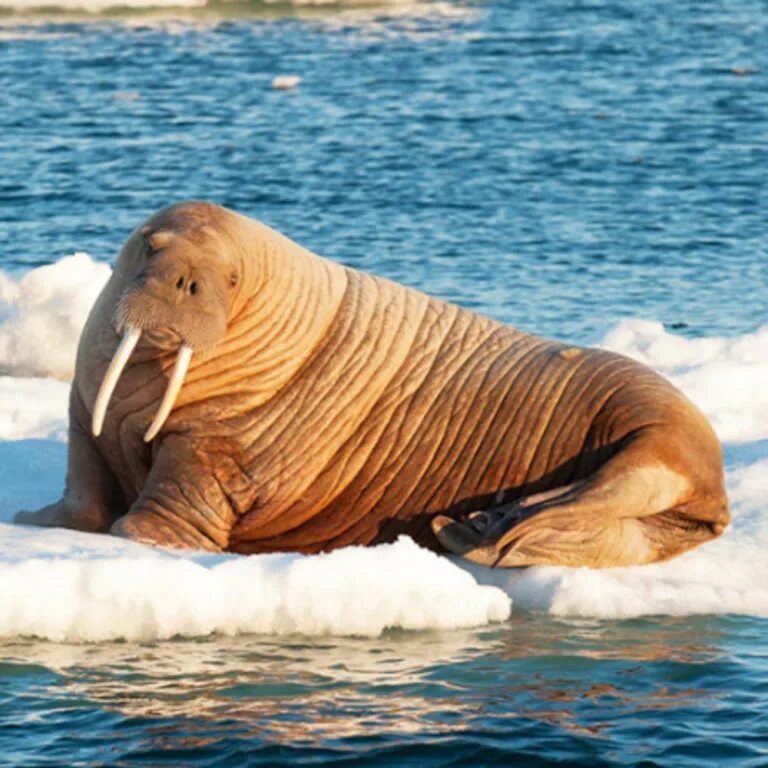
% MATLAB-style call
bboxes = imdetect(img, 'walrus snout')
[115,264,229,353]
[134,259,207,305]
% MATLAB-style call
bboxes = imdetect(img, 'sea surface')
[0,0,767,765]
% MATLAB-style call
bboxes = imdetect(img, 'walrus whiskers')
[92,326,142,437]
[143,344,193,443]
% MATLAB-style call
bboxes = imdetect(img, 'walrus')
[15,202,729,567]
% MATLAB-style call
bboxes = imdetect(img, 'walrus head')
[92,202,242,442]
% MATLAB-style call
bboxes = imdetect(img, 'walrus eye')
[229,271,238,288]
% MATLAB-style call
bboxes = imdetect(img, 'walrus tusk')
[92,326,142,437]
[143,344,193,443]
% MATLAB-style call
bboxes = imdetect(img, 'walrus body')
[16,202,729,567]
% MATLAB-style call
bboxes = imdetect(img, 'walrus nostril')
[175,277,184,290]
[189,281,197,295]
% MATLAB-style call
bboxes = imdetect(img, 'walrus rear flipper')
[433,430,729,569]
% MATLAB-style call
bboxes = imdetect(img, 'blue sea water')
[0,0,767,765]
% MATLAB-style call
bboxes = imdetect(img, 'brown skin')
[15,202,729,567]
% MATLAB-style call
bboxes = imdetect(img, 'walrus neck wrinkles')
[185,219,349,410]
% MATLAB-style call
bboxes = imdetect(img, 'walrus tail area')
[432,426,729,569]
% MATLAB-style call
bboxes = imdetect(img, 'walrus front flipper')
[433,429,729,569]
[110,437,236,552]
[15,419,122,533]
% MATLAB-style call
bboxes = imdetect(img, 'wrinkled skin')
[15,202,729,567]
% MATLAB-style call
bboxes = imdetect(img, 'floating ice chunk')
[0,253,111,381]
[0,376,69,442]
[601,319,768,443]
[272,75,302,91]
[1,256,767,636]
[0,532,510,642]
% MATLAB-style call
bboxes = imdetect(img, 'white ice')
[0,255,766,642]
[602,319,768,444]
[0,253,110,381]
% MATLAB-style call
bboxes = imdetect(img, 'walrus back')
[229,264,721,554]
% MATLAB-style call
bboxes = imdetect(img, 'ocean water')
[0,0,767,765]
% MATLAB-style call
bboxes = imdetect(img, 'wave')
[0,255,766,640]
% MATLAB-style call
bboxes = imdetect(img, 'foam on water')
[0,256,766,641]
[0,0,421,13]
[3,0,202,9]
